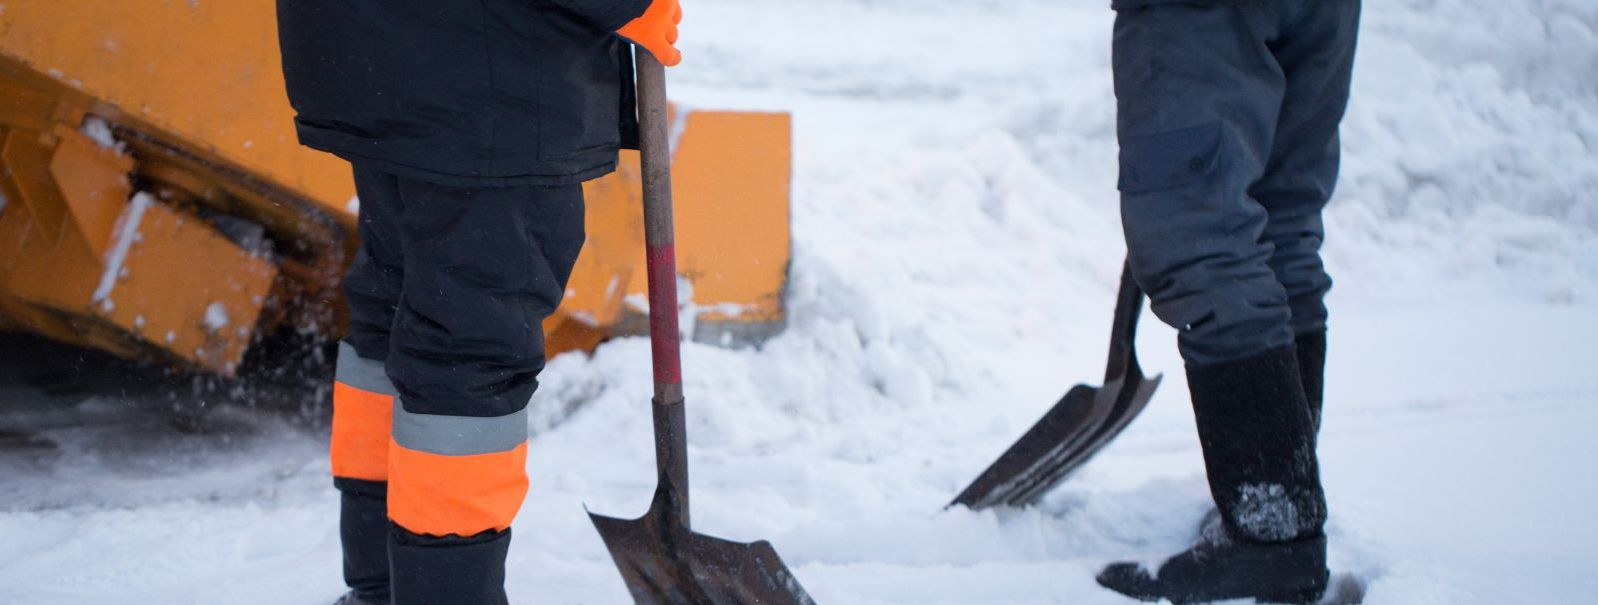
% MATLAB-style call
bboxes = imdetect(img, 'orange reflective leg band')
[330,343,395,482]
[386,402,530,537]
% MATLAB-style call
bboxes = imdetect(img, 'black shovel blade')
[950,262,1162,511]
[588,509,815,605]
[950,371,1161,510]
[950,383,1112,510]
[1001,370,1162,507]
[946,371,1163,510]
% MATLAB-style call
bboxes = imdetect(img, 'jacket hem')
[300,131,618,188]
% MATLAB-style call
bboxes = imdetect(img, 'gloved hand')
[617,0,682,66]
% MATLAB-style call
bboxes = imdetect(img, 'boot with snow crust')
[1098,345,1329,603]
[1190,329,1330,538]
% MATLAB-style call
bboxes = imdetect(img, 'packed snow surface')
[2,0,1595,603]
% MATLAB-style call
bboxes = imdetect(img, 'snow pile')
[1331,0,1598,304]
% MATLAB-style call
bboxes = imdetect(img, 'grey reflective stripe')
[335,342,395,395]
[392,400,528,456]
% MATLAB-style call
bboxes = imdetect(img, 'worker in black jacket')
[1095,0,1360,602]
[275,1,681,603]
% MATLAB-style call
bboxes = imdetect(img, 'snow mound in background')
[1334,0,1598,304]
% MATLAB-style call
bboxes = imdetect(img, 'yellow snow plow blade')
[0,1,790,376]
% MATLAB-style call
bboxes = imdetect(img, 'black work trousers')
[336,163,585,605]
[344,164,585,417]
[1112,0,1360,366]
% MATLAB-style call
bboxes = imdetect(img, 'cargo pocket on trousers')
[1116,122,1222,194]
[1117,122,1224,337]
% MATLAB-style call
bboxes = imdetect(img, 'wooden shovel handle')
[636,51,684,406]
[635,50,692,527]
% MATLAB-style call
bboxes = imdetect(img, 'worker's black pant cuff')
[389,524,511,605]
[339,480,391,601]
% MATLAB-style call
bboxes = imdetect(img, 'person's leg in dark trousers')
[1182,0,1361,542]
[1096,1,1359,602]
[380,177,586,605]
[1253,1,1361,431]
[330,166,408,605]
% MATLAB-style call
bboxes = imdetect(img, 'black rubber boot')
[1099,526,1328,603]
[390,525,512,605]
[1098,345,1329,603]
[1296,330,1326,432]
[336,479,391,604]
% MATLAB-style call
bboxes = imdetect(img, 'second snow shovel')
[587,51,816,605]
[950,261,1162,510]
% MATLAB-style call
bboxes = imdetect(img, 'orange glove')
[617,0,682,66]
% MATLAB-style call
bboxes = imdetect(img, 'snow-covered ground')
[2,0,1595,602]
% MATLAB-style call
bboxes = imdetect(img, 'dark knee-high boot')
[1098,345,1329,603]
[389,526,512,605]
[336,480,391,604]
[1296,330,1326,432]
[1191,329,1330,536]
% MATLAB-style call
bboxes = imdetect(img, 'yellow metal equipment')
[0,1,790,377]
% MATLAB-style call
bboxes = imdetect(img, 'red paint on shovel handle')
[646,243,683,386]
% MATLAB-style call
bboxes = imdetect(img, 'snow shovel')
[586,51,816,605]
[950,261,1162,510]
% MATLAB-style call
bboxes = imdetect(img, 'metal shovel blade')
[589,508,815,605]
[950,262,1162,510]
[992,362,1161,508]
[588,401,814,605]
[950,383,1111,509]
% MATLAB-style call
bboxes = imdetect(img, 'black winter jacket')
[276,0,649,186]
